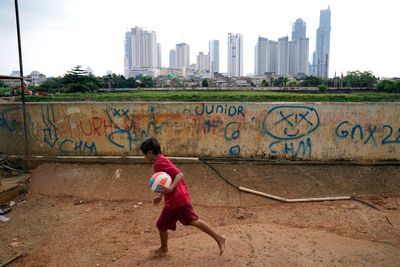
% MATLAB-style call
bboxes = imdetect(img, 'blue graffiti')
[204,119,223,133]
[112,108,129,118]
[336,121,400,145]
[269,138,312,159]
[41,105,59,147]
[60,139,97,156]
[229,145,241,156]
[382,125,400,144]
[224,122,240,141]
[105,106,163,150]
[262,106,320,140]
[195,103,245,117]
[0,108,20,132]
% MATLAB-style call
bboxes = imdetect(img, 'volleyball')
[149,172,172,192]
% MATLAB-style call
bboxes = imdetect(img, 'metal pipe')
[14,0,30,168]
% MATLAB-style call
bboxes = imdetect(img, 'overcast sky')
[1,0,399,78]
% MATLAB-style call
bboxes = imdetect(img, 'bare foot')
[150,247,168,256]
[217,235,226,256]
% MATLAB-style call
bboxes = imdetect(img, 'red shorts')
[156,204,198,231]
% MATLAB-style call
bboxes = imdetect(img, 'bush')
[377,80,400,93]
[317,84,328,92]
[65,83,91,93]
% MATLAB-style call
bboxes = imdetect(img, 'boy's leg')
[190,219,226,256]
[152,229,168,255]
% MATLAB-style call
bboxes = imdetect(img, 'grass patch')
[20,90,400,102]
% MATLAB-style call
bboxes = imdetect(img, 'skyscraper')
[169,49,176,69]
[278,36,289,76]
[130,27,157,68]
[228,33,243,77]
[156,43,162,69]
[209,40,219,76]
[267,40,278,75]
[124,31,132,77]
[197,52,210,72]
[312,7,331,78]
[176,43,190,69]
[292,18,306,41]
[254,37,268,76]
[297,37,309,75]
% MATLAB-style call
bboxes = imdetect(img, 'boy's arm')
[158,172,184,194]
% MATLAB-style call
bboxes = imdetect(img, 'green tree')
[202,78,209,87]
[343,71,377,88]
[63,65,88,84]
[276,76,288,87]
[317,84,328,92]
[300,76,324,87]
[261,80,268,87]
[139,76,154,88]
[377,80,400,93]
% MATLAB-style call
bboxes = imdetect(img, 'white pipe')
[239,186,352,203]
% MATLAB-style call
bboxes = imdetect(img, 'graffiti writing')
[42,105,59,147]
[269,138,312,159]
[262,106,320,140]
[60,139,97,155]
[105,106,164,150]
[195,103,245,117]
[0,108,20,133]
[336,121,400,145]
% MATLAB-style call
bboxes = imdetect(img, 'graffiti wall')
[0,102,399,161]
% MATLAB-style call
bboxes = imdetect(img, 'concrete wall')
[0,102,399,161]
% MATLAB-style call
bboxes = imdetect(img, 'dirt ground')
[1,162,400,266]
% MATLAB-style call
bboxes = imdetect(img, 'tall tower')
[254,37,268,76]
[156,43,162,69]
[227,33,243,77]
[292,18,306,41]
[176,43,190,69]
[267,40,278,75]
[130,27,157,68]
[313,7,331,78]
[124,31,132,77]
[209,40,220,76]
[197,52,210,72]
[278,36,289,76]
[169,49,176,69]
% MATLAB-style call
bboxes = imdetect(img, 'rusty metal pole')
[14,0,30,167]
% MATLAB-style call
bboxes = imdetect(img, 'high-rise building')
[176,43,190,69]
[288,41,297,76]
[254,37,268,76]
[312,7,331,78]
[124,31,132,77]
[228,33,243,77]
[197,52,210,72]
[267,40,278,75]
[131,27,157,68]
[292,18,306,41]
[124,27,158,77]
[169,49,176,69]
[209,40,219,76]
[156,43,162,69]
[297,37,309,75]
[277,36,289,76]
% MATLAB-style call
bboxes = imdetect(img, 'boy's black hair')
[140,137,162,155]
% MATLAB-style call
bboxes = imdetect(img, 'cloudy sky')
[0,0,399,78]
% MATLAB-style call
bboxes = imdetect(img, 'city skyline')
[0,0,399,78]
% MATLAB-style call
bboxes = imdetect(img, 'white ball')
[149,172,172,192]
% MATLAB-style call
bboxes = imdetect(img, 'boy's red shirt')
[153,154,190,209]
